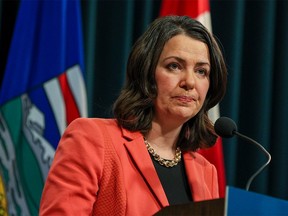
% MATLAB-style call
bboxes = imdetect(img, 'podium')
[155,186,288,215]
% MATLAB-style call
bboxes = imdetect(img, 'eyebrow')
[162,56,210,67]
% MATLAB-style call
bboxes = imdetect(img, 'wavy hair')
[113,15,227,151]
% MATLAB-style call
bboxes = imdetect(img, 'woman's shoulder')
[183,150,215,167]
[62,118,120,138]
[70,117,116,123]
[68,117,119,129]
[67,117,143,142]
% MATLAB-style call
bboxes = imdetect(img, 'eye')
[167,62,181,71]
[196,68,209,77]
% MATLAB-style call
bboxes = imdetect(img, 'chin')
[174,114,195,123]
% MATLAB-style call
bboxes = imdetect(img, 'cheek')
[197,80,210,100]
[156,74,176,93]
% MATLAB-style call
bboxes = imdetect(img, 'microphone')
[214,116,271,191]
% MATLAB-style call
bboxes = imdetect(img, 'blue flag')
[0,0,87,215]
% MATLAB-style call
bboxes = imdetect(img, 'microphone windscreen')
[214,117,238,138]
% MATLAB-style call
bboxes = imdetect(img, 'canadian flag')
[160,0,226,198]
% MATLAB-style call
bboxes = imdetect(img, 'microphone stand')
[233,131,272,191]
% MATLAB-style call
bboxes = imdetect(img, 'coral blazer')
[39,118,219,216]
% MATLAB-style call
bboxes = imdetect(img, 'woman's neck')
[144,121,183,159]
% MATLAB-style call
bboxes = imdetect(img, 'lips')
[173,95,196,103]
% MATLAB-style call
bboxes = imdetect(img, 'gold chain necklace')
[144,139,181,168]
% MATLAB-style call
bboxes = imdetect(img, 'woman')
[39,15,227,215]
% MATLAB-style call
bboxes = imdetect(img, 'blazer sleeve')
[39,118,104,215]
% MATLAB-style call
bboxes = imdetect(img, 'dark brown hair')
[113,15,227,151]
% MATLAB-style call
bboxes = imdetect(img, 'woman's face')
[154,34,210,125]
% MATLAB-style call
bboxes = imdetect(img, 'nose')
[179,71,196,91]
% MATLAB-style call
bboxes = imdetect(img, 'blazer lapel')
[183,152,209,201]
[123,132,169,207]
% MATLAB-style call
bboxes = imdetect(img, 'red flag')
[160,0,226,198]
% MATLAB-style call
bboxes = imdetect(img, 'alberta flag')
[0,0,87,215]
